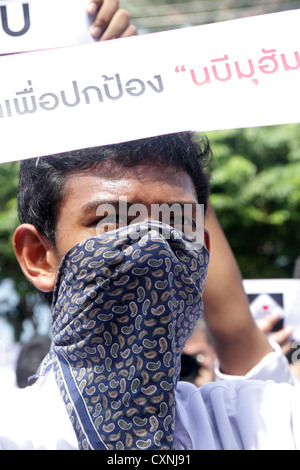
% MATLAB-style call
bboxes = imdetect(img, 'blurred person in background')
[181,318,217,387]
[16,335,51,388]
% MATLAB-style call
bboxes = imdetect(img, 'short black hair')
[17,132,211,245]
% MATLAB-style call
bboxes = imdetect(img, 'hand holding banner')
[244,279,300,346]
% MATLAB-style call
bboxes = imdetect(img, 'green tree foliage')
[0,162,19,270]
[206,124,300,279]
[0,161,48,341]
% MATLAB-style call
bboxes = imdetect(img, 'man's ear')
[13,224,58,292]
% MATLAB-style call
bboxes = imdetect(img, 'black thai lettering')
[39,93,59,111]
[61,81,80,107]
[147,75,164,93]
[13,81,36,115]
[13,96,37,115]
[125,79,145,97]
[16,80,33,96]
[102,74,123,100]
[5,100,12,117]
[0,71,166,121]
[82,86,103,104]
[0,4,30,37]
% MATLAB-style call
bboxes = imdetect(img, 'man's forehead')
[59,162,198,213]
[65,161,194,192]
[69,160,180,181]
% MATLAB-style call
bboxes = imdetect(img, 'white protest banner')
[243,279,300,341]
[0,9,299,163]
[0,0,94,54]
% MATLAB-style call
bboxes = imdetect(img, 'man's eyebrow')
[152,201,198,207]
[81,199,121,214]
[81,200,199,217]
[82,200,198,210]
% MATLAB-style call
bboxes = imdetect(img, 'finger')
[120,24,137,39]
[87,1,103,16]
[268,326,293,347]
[90,0,119,39]
[256,309,282,334]
[281,341,293,356]
[100,19,137,41]
[99,9,131,41]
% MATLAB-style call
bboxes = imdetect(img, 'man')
[1,131,298,450]
[11,132,211,451]
[84,0,295,378]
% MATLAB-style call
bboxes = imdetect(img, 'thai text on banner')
[0,9,299,163]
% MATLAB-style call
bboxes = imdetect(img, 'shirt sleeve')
[175,378,300,450]
[214,339,299,385]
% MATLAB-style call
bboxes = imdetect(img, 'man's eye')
[170,215,183,226]
[96,214,117,224]
[94,214,129,233]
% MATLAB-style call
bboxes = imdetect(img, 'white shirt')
[0,341,299,450]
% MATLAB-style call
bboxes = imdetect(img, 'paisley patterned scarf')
[47,221,209,450]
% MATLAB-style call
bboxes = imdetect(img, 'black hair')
[17,132,211,245]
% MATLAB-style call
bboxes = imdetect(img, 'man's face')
[51,162,200,273]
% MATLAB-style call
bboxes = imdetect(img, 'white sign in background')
[0,0,94,53]
[243,279,300,340]
[0,9,299,163]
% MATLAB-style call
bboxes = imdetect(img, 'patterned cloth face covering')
[42,221,209,450]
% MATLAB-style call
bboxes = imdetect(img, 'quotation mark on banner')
[175,65,186,73]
